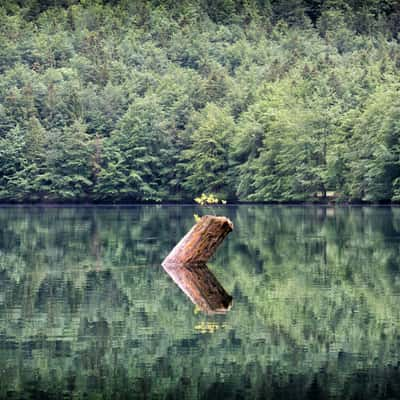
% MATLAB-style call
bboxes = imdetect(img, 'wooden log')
[162,215,234,265]
[163,262,233,314]
[162,215,234,313]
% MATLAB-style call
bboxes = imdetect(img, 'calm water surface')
[1,205,400,399]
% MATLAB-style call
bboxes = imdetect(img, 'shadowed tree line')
[1,1,400,202]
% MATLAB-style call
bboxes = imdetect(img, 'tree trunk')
[162,215,233,265]
[162,215,234,314]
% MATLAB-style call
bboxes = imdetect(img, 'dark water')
[1,205,400,400]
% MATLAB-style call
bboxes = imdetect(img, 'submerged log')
[162,215,234,265]
[162,215,234,314]
[163,262,233,314]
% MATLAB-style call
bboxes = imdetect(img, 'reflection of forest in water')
[1,205,400,399]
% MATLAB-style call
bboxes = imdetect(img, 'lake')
[0,205,400,399]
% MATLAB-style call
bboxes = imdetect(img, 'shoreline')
[0,201,399,207]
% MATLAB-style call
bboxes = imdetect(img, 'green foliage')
[194,192,226,205]
[193,192,227,220]
[347,84,400,201]
[182,103,234,199]
[1,1,400,203]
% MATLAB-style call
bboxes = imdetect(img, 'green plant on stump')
[193,193,227,221]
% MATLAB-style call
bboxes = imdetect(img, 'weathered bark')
[163,262,232,314]
[162,215,234,265]
[162,215,234,314]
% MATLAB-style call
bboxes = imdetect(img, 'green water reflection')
[0,206,400,399]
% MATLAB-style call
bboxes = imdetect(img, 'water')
[0,205,400,399]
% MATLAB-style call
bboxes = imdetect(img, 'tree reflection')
[0,206,400,399]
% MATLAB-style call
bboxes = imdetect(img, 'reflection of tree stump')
[162,215,234,314]
[163,262,233,314]
[162,215,234,265]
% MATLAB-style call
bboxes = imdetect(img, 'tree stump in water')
[162,215,234,314]
[162,215,234,265]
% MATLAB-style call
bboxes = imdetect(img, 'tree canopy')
[1,0,400,202]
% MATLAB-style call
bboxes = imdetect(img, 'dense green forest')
[1,0,400,203]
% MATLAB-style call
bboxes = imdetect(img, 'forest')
[1,0,400,203]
